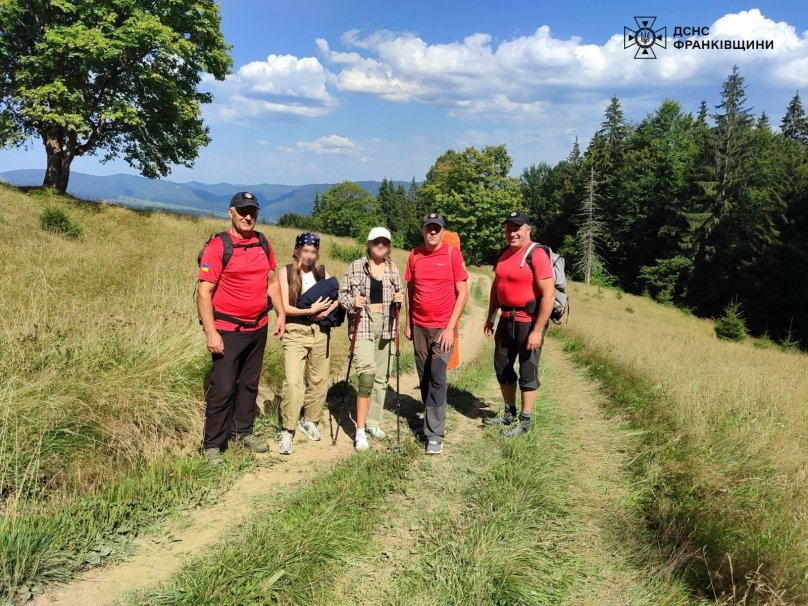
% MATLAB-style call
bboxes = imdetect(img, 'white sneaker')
[298,418,321,441]
[367,427,386,440]
[278,430,294,455]
[354,432,370,452]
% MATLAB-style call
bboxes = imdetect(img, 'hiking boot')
[278,430,294,455]
[483,413,516,426]
[355,432,370,452]
[483,406,517,426]
[367,427,386,440]
[298,418,321,441]
[203,447,224,466]
[235,434,269,453]
[502,423,530,438]
[425,440,443,455]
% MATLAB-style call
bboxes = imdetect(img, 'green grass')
[0,451,253,602]
[559,333,806,604]
[124,445,416,605]
[313,338,701,606]
[470,273,490,308]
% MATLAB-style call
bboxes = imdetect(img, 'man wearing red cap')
[197,192,286,465]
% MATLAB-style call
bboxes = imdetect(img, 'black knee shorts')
[494,318,546,392]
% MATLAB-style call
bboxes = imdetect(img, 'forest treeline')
[277,66,807,348]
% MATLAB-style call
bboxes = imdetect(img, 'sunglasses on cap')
[233,205,258,217]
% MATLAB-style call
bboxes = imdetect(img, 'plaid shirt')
[339,256,403,340]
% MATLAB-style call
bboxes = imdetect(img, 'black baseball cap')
[503,210,529,226]
[422,212,445,228]
[230,191,260,209]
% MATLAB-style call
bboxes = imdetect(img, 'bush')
[329,241,366,263]
[714,300,747,341]
[39,206,81,238]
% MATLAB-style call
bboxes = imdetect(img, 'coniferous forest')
[302,66,806,349]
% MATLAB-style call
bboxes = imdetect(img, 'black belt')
[213,304,270,332]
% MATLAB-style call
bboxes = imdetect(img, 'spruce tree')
[714,300,747,341]
[781,92,808,146]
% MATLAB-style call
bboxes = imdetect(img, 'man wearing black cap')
[404,213,468,454]
[483,211,555,437]
[197,192,286,465]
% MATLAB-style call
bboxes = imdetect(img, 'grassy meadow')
[562,282,808,603]
[1,182,807,605]
[0,184,409,600]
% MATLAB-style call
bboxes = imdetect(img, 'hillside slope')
[0,184,410,600]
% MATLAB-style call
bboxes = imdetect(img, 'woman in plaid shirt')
[338,227,405,451]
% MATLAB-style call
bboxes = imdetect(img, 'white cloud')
[204,9,806,128]
[279,134,363,156]
[208,54,337,122]
[316,9,808,119]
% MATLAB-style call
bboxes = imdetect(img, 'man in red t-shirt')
[405,213,469,454]
[197,192,286,464]
[483,210,555,437]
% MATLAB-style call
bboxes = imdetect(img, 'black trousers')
[494,318,546,392]
[203,325,268,449]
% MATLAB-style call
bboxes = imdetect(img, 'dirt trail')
[34,274,490,606]
[323,329,695,605]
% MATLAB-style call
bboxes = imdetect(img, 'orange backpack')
[442,230,462,370]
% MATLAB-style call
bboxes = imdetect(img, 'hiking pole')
[394,301,402,449]
[333,301,362,446]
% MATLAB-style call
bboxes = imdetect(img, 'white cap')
[367,226,392,242]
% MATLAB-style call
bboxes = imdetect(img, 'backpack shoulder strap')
[218,231,234,271]
[255,231,271,259]
[492,245,509,270]
[446,245,459,282]
[521,242,540,270]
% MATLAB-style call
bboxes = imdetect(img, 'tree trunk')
[42,131,74,193]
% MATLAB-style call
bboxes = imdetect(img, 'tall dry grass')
[563,282,808,603]
[0,183,412,597]
[0,183,408,502]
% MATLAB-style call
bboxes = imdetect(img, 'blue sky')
[1,1,807,184]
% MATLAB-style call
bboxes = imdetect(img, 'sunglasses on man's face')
[424,224,443,233]
[234,206,258,217]
[371,238,390,247]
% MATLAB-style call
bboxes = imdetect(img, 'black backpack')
[196,231,273,330]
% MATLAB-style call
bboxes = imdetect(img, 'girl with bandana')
[277,232,339,455]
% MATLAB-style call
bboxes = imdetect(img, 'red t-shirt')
[495,243,553,323]
[198,232,276,332]
[405,244,468,328]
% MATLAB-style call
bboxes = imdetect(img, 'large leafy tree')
[312,181,382,239]
[0,0,232,192]
[418,144,522,264]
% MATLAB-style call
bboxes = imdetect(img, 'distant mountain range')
[0,170,408,220]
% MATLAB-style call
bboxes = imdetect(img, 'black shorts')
[494,317,546,391]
